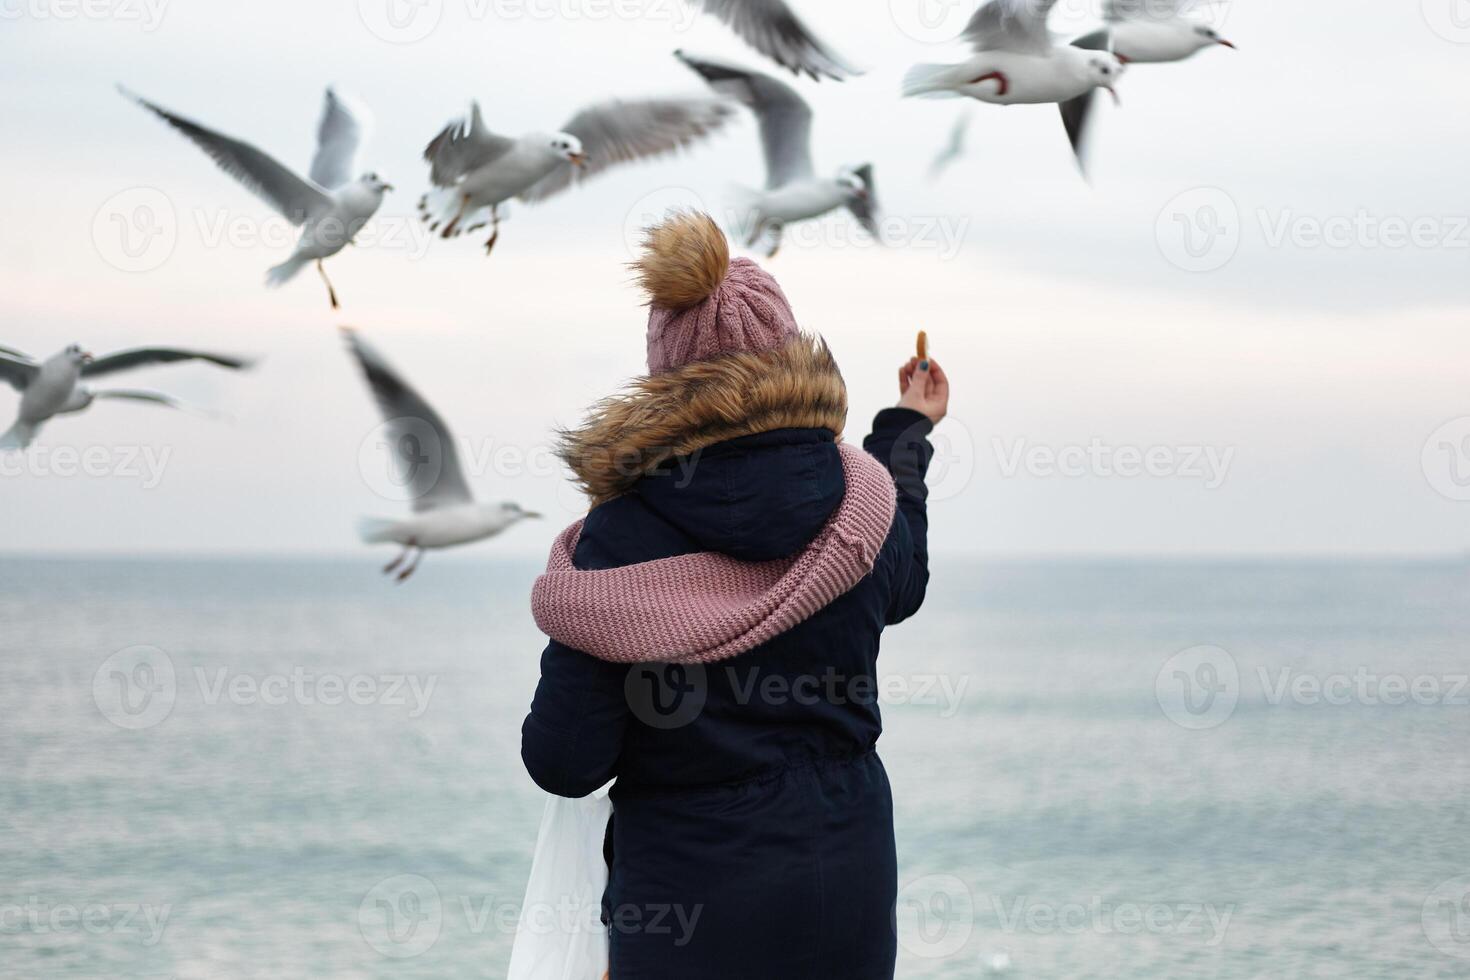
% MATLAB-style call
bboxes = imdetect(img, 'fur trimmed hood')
[557,335,848,506]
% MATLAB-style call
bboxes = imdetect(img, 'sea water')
[2,556,1467,978]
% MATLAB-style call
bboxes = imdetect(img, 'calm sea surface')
[2,556,1467,979]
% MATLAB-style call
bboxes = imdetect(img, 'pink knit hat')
[634,211,799,374]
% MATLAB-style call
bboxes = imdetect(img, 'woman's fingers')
[898,357,919,393]
[927,359,948,394]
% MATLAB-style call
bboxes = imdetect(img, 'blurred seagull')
[675,51,877,258]
[902,1,1126,118]
[343,329,540,582]
[121,86,391,310]
[1061,0,1235,174]
[683,0,860,80]
[417,96,734,256]
[1077,0,1236,64]
[0,343,251,450]
[928,109,973,180]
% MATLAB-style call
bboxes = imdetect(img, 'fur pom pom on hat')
[633,210,799,375]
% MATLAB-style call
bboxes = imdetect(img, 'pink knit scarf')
[531,444,897,664]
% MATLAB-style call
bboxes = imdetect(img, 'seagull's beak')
[1216,38,1237,49]
[1106,85,1121,107]
[568,153,588,168]
[382,182,396,192]
[81,352,94,364]
[523,511,543,519]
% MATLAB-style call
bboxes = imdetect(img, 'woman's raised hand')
[897,357,949,425]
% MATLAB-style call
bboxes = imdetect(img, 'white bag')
[507,785,613,980]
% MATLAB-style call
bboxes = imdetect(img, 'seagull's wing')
[962,0,1061,53]
[342,329,473,513]
[846,164,879,238]
[1104,0,1188,20]
[519,96,735,203]
[687,0,860,81]
[1059,30,1113,177]
[309,87,368,189]
[1058,91,1097,175]
[0,349,39,392]
[423,101,517,188]
[675,51,814,190]
[1071,28,1113,50]
[121,86,334,225]
[92,389,188,410]
[927,110,972,180]
[83,348,253,379]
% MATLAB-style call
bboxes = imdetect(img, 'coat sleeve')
[862,408,935,625]
[521,640,630,798]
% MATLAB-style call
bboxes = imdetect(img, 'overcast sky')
[2,0,1468,557]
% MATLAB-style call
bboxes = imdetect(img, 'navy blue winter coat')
[522,408,934,979]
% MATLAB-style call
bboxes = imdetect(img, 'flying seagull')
[902,0,1126,170]
[1077,0,1236,64]
[1061,1,1235,173]
[683,0,860,80]
[675,51,877,258]
[928,109,974,180]
[0,343,251,450]
[417,96,734,256]
[343,328,540,582]
[121,86,391,310]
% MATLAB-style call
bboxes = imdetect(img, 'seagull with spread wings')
[903,0,1126,168]
[121,86,391,310]
[0,343,251,450]
[416,96,734,257]
[343,329,539,582]
[675,51,877,258]
[1061,0,1235,174]
[682,0,860,80]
